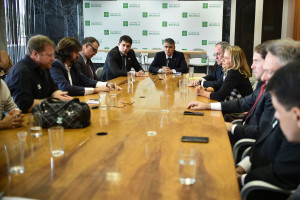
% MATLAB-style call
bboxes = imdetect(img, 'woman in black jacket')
[196,46,252,101]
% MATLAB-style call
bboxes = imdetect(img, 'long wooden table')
[0,75,240,200]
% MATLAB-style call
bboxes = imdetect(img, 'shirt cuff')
[201,79,206,86]
[172,69,176,73]
[96,81,107,87]
[210,102,222,110]
[84,88,94,95]
[237,156,251,173]
[231,124,237,135]
[158,69,162,73]
[241,174,247,186]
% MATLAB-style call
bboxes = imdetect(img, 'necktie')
[243,83,266,125]
[167,58,172,67]
[122,55,126,71]
[86,60,94,79]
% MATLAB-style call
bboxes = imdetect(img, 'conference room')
[1,0,300,200]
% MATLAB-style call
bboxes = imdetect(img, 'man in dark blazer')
[75,37,103,81]
[149,38,188,74]
[189,41,230,87]
[235,61,300,200]
[50,37,111,96]
[100,35,146,81]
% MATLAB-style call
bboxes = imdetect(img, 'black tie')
[167,58,172,68]
[122,55,126,71]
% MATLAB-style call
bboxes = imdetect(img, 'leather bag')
[32,98,91,128]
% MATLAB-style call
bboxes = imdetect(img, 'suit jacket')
[210,69,253,101]
[100,46,143,81]
[75,53,103,81]
[245,119,300,192]
[202,65,223,87]
[221,81,275,140]
[149,50,188,73]
[50,59,98,96]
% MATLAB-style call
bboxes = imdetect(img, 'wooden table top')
[0,74,240,200]
[98,49,207,55]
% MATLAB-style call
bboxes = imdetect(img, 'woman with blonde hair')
[196,45,252,101]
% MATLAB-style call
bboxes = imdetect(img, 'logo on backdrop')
[142,30,148,36]
[182,31,187,36]
[202,40,207,45]
[202,22,208,27]
[123,3,128,8]
[104,30,109,35]
[143,12,148,18]
[162,21,167,27]
[203,3,208,8]
[162,3,168,8]
[123,21,128,26]
[85,3,90,8]
[104,12,109,17]
[182,12,188,18]
[85,21,90,26]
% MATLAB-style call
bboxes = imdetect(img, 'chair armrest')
[233,139,256,164]
[241,180,295,200]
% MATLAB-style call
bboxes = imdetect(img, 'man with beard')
[5,35,72,113]
[50,37,114,96]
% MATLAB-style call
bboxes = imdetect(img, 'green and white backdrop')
[83,1,223,64]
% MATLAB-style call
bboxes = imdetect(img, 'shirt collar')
[165,54,173,59]
[79,52,88,64]
[64,63,71,71]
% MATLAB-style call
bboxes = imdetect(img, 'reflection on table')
[0,74,240,200]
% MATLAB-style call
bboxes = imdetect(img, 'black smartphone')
[96,132,108,136]
[152,73,157,75]
[181,136,209,143]
[183,111,204,116]
[91,105,99,109]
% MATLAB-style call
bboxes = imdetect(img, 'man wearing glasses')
[75,37,103,81]
[189,41,230,87]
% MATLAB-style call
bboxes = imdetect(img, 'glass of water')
[178,148,197,185]
[29,112,42,137]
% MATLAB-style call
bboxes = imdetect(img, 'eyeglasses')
[213,52,222,57]
[88,43,98,53]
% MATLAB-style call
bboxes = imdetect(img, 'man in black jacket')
[189,41,230,87]
[76,37,103,81]
[149,38,188,74]
[100,35,146,81]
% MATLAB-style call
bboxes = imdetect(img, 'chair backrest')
[190,48,207,59]
[95,67,103,79]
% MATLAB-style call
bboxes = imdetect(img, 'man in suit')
[50,37,113,96]
[149,38,188,74]
[189,41,230,87]
[269,63,300,200]
[76,37,103,81]
[234,42,300,200]
[188,41,276,141]
[100,35,146,81]
[5,35,72,113]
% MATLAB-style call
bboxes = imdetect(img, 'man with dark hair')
[100,35,146,81]
[76,37,102,81]
[50,37,114,96]
[188,41,274,141]
[267,61,300,143]
[149,38,188,74]
[189,41,230,87]
[5,35,72,113]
